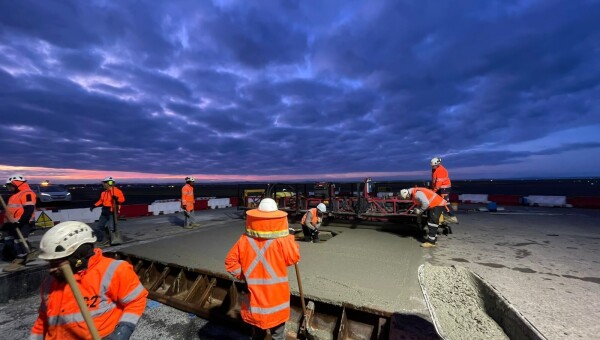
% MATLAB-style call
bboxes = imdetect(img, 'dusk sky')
[1,0,599,183]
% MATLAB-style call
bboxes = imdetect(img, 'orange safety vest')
[301,208,318,226]
[94,187,125,212]
[5,183,36,223]
[431,165,451,191]
[225,210,300,329]
[410,187,447,209]
[30,249,148,340]
[181,183,194,212]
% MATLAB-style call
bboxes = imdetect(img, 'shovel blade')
[110,231,123,245]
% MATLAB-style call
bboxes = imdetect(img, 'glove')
[104,322,135,340]
[413,208,423,216]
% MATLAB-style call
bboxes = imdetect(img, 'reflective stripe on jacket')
[30,249,148,339]
[181,184,194,212]
[431,165,451,191]
[94,187,125,212]
[225,234,300,329]
[6,183,36,223]
[410,187,447,210]
[301,208,318,227]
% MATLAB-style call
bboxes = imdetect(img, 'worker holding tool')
[400,187,458,248]
[90,177,125,246]
[301,203,327,243]
[430,157,456,217]
[2,174,37,271]
[181,176,199,229]
[225,198,300,340]
[31,221,147,339]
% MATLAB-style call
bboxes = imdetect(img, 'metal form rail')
[106,251,394,340]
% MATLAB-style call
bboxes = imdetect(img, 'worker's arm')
[114,188,125,204]
[225,239,243,280]
[279,235,300,266]
[414,191,430,210]
[30,279,51,339]
[108,262,148,339]
[18,205,35,225]
[304,210,317,230]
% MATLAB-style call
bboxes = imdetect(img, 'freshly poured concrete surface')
[2,206,600,339]
[121,220,430,315]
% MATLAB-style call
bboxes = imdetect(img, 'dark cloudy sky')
[1,0,599,183]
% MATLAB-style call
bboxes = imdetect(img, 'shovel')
[60,262,101,340]
[109,196,123,245]
[294,263,315,339]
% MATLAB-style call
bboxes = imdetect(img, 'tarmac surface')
[1,205,599,339]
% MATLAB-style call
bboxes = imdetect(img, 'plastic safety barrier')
[523,196,566,207]
[458,194,489,203]
[208,198,231,209]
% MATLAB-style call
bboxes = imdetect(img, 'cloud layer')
[1,0,599,181]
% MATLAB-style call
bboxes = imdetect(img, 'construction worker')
[2,174,37,271]
[301,203,327,243]
[225,198,300,340]
[31,221,147,339]
[400,187,458,248]
[90,176,125,246]
[430,157,456,217]
[181,176,198,228]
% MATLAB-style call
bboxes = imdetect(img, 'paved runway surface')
[2,206,599,339]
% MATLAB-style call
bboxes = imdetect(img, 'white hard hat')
[38,221,97,260]
[103,176,115,183]
[6,174,26,184]
[258,198,278,212]
[430,157,442,167]
[400,189,410,200]
[317,203,326,213]
[185,176,195,182]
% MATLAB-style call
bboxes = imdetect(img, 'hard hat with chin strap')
[430,157,442,167]
[400,189,411,200]
[102,176,115,185]
[6,174,26,184]
[316,203,326,213]
[185,176,195,182]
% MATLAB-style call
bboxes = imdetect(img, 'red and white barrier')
[458,194,489,203]
[523,195,567,207]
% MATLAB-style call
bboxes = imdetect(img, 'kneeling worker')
[225,198,300,340]
[31,221,147,339]
[400,187,458,248]
[301,203,327,243]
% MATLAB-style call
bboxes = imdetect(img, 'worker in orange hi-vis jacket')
[430,157,456,217]
[181,176,199,228]
[225,198,300,340]
[30,221,147,340]
[2,174,37,271]
[90,177,125,246]
[401,187,458,248]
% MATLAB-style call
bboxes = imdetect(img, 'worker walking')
[31,221,147,339]
[90,177,125,246]
[301,203,327,243]
[400,187,458,248]
[225,198,300,340]
[181,176,199,228]
[430,157,456,217]
[2,174,37,271]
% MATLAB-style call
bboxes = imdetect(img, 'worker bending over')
[31,221,147,339]
[2,174,37,271]
[301,203,327,243]
[401,187,458,248]
[225,198,300,340]
[90,176,125,246]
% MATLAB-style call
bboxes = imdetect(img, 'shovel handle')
[294,263,307,315]
[60,263,101,340]
[0,195,31,253]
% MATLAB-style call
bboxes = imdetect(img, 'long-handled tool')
[60,262,101,340]
[109,191,123,245]
[294,263,315,339]
[0,195,32,257]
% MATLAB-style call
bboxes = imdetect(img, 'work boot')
[420,242,436,248]
[445,216,459,224]
[3,258,26,272]
[184,224,193,229]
